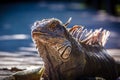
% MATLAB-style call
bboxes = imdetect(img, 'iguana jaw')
[32,32,72,62]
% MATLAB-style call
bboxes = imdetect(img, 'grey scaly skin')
[31,18,120,80]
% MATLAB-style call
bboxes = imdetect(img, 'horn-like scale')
[64,17,72,27]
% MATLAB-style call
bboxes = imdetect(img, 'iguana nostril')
[32,29,39,32]
[32,28,43,34]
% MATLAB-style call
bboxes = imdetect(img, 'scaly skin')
[31,18,119,80]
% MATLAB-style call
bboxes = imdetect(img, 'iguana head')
[31,18,73,64]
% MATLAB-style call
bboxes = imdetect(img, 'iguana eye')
[49,21,59,30]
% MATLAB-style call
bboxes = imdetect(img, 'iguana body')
[31,18,120,80]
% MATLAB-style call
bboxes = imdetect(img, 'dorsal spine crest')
[69,25,110,46]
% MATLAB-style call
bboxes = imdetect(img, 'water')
[0,2,120,53]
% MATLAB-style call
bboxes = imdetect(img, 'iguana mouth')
[32,31,48,38]
[32,31,49,50]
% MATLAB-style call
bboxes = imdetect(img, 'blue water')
[0,2,120,53]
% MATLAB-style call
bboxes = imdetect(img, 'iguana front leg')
[2,67,45,80]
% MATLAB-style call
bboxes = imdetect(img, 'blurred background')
[0,0,120,70]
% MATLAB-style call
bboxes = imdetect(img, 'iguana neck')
[38,45,61,80]
[57,34,86,80]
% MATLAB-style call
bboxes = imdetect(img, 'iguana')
[3,18,120,80]
[31,18,120,80]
